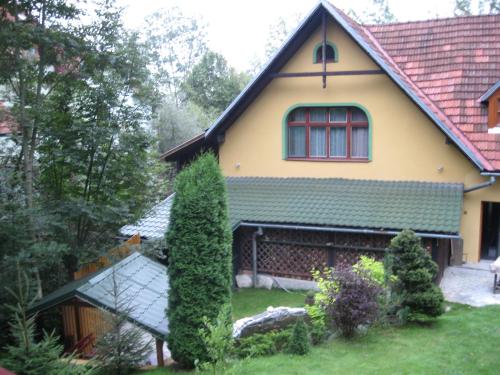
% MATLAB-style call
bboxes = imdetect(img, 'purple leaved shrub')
[326,268,381,338]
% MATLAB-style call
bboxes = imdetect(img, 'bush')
[234,329,292,358]
[286,318,310,355]
[388,230,444,322]
[326,268,381,338]
[166,153,233,368]
[305,290,315,306]
[353,255,398,324]
[305,269,336,344]
[353,256,386,286]
[304,303,327,345]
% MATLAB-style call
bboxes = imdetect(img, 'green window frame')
[313,42,339,64]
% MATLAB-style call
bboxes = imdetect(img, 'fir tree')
[389,230,444,321]
[2,265,95,375]
[166,153,233,368]
[94,268,152,375]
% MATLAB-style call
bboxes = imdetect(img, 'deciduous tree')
[143,7,208,107]
[184,51,248,120]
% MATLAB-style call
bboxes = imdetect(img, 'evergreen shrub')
[166,153,233,368]
[286,318,310,355]
[388,230,444,322]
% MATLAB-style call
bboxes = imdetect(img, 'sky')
[118,0,459,72]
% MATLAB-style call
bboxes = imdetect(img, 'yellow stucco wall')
[218,20,500,262]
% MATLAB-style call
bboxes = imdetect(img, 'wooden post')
[156,339,164,367]
[252,227,263,287]
[322,11,327,89]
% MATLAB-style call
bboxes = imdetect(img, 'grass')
[136,293,500,375]
[231,288,306,320]
[231,304,500,375]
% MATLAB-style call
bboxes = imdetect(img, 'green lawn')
[137,291,500,375]
[231,288,306,320]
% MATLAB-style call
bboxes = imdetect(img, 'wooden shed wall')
[61,304,110,354]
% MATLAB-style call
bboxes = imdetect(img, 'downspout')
[464,176,496,193]
[251,227,263,287]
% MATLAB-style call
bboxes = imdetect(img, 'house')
[123,1,500,285]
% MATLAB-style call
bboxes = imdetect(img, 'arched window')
[287,106,369,160]
[313,43,337,64]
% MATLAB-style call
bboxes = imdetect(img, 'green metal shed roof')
[29,252,168,338]
[226,177,463,234]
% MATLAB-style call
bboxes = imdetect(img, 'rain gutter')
[238,222,460,240]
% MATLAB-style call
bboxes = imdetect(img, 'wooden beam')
[156,339,165,367]
[322,11,327,89]
[270,70,384,79]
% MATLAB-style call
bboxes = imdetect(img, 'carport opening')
[481,202,500,260]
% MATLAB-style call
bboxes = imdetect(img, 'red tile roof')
[363,14,500,170]
[0,102,17,136]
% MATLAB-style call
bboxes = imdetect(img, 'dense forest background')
[0,0,498,348]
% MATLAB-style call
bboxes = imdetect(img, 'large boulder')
[233,306,307,339]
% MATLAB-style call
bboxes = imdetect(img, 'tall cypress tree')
[166,153,232,368]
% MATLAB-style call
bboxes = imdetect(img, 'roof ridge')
[364,12,500,28]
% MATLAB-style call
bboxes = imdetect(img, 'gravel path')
[440,261,500,307]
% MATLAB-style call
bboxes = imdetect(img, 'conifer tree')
[2,265,95,375]
[166,153,233,368]
[389,230,444,321]
[94,268,152,374]
[287,318,310,355]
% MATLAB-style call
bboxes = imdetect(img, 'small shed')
[29,252,169,366]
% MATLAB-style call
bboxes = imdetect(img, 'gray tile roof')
[30,253,168,338]
[120,195,174,240]
[120,177,463,240]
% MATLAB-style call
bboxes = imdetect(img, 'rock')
[235,274,252,288]
[235,274,274,289]
[257,275,274,290]
[233,306,307,339]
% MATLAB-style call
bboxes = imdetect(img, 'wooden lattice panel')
[257,241,328,279]
[236,228,395,280]
[333,249,384,269]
